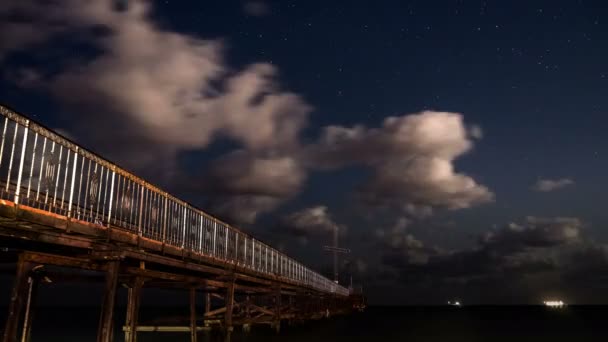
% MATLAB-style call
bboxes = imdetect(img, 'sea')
[2,306,607,341]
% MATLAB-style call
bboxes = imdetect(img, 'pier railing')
[0,104,348,297]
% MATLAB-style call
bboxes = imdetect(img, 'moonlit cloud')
[0,1,493,226]
[532,178,574,192]
[280,206,343,237]
[0,0,311,221]
[307,111,494,214]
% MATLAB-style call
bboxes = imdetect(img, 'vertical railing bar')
[198,214,203,253]
[94,165,103,220]
[138,184,144,236]
[107,170,115,226]
[52,145,63,205]
[101,165,109,221]
[67,148,78,217]
[44,141,56,205]
[142,187,148,236]
[83,159,92,221]
[224,225,228,260]
[76,151,84,219]
[116,175,123,225]
[0,117,9,169]
[35,137,47,202]
[60,149,70,210]
[162,195,168,243]
[212,220,217,258]
[14,120,29,204]
[129,181,136,229]
[26,132,38,198]
[252,240,256,270]
[148,190,153,237]
[6,122,19,192]
[234,232,239,264]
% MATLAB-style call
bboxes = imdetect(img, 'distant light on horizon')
[544,300,566,308]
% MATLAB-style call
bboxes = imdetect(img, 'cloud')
[0,2,492,226]
[243,1,270,17]
[0,0,311,220]
[481,216,582,252]
[278,206,343,242]
[307,111,494,214]
[532,178,574,192]
[369,216,607,303]
[202,150,307,223]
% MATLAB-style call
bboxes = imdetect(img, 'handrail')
[0,104,349,296]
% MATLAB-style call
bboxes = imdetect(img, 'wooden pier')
[0,104,360,341]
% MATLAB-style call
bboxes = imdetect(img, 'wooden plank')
[22,252,105,272]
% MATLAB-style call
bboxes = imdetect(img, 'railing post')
[13,120,28,205]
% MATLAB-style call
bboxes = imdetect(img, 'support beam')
[19,274,38,342]
[273,284,281,333]
[189,288,197,342]
[204,293,210,328]
[2,254,33,342]
[97,261,119,342]
[124,277,144,342]
[224,276,235,332]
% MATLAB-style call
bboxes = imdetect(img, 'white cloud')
[0,0,311,221]
[307,111,494,213]
[0,2,493,225]
[532,178,574,192]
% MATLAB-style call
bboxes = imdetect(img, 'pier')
[0,104,360,342]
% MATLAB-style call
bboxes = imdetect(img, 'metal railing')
[0,104,349,297]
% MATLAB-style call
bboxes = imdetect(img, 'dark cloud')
[367,216,608,304]
[275,206,343,245]
[202,150,306,223]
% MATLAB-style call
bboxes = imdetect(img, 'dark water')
[2,306,608,341]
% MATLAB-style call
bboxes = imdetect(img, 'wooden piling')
[273,284,281,333]
[19,274,38,342]
[97,261,119,342]
[125,277,144,342]
[204,292,210,327]
[224,277,235,331]
[2,254,33,342]
[189,287,197,342]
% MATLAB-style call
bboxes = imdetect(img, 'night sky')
[1,0,608,305]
